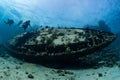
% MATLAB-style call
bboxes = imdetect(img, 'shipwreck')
[5,27,116,63]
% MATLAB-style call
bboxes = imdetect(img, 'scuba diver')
[22,20,31,31]
[98,20,111,32]
[4,19,14,26]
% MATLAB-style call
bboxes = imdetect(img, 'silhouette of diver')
[98,20,111,32]
[22,20,31,31]
[4,19,14,26]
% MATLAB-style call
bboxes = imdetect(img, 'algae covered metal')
[6,27,116,63]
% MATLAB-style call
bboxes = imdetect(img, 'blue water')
[0,0,120,80]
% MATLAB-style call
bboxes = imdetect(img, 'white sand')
[0,49,120,80]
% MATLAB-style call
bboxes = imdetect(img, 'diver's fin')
[4,21,7,24]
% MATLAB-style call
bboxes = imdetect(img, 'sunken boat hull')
[6,28,116,63]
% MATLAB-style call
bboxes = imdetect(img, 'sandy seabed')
[0,47,120,80]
